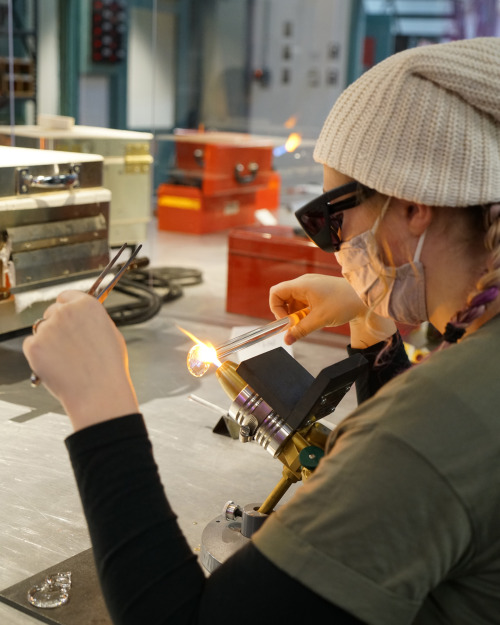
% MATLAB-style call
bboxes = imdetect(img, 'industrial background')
[0,1,498,623]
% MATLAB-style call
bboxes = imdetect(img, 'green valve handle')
[299,446,325,470]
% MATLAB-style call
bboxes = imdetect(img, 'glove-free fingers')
[269,285,290,316]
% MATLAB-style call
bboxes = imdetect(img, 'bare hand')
[269,274,365,343]
[269,274,397,347]
[23,290,139,431]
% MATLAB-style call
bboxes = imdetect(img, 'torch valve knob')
[223,500,243,521]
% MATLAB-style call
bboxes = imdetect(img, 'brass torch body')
[215,360,328,514]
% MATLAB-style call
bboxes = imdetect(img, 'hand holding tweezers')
[30,242,142,387]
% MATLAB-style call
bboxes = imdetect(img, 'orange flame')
[285,132,301,153]
[177,326,205,346]
[284,115,298,129]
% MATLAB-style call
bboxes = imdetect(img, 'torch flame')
[273,131,302,158]
[178,326,222,377]
[284,115,298,129]
[285,132,301,153]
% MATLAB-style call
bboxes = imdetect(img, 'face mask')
[334,217,428,325]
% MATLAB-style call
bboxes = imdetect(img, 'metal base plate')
[201,515,251,574]
[0,549,110,625]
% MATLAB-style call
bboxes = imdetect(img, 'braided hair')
[440,203,500,348]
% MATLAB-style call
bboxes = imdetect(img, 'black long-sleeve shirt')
[65,334,409,624]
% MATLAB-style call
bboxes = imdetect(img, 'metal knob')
[239,424,252,443]
[222,500,243,521]
[234,161,259,184]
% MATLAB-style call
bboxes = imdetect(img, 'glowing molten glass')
[187,343,220,377]
[178,326,222,378]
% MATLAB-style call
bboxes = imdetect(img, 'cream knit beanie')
[314,37,500,207]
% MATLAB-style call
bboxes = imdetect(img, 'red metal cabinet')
[226,225,349,335]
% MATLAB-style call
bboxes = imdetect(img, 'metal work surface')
[0,225,353,623]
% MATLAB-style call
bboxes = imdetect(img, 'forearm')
[66,414,205,624]
[349,311,397,349]
[66,414,366,625]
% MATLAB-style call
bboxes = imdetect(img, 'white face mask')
[334,217,428,325]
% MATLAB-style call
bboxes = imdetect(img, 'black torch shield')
[286,353,368,431]
[236,348,368,432]
[236,347,314,420]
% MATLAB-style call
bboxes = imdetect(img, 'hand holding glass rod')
[215,307,310,360]
[30,243,142,387]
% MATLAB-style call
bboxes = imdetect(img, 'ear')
[406,203,433,236]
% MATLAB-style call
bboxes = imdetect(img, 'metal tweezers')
[30,242,142,387]
[87,242,142,303]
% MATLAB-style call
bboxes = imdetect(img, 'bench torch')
[184,310,367,571]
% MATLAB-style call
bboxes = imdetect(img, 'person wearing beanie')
[23,38,500,625]
[265,36,500,622]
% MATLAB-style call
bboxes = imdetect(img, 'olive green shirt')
[253,315,500,624]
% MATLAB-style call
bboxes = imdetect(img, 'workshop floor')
[0,218,354,624]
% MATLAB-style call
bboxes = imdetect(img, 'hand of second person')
[23,290,139,431]
[269,274,367,344]
[269,274,397,347]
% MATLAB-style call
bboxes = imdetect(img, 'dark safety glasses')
[295,181,374,252]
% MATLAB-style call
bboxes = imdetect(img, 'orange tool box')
[226,224,349,335]
[157,131,281,234]
[157,184,257,234]
[174,138,275,196]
